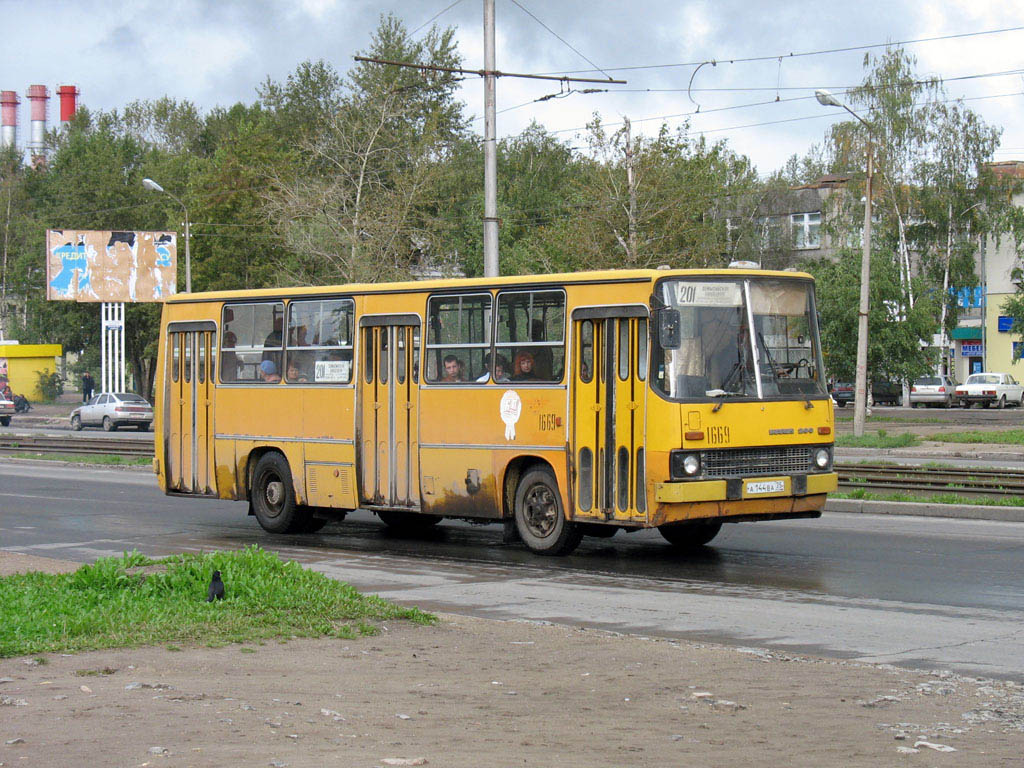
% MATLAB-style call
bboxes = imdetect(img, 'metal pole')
[482,0,499,278]
[100,302,107,394]
[853,144,872,437]
[184,212,191,293]
[118,302,126,392]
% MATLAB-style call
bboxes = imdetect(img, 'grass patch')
[833,489,1024,507]
[7,452,151,466]
[835,429,920,449]
[928,429,1024,446]
[0,545,433,658]
[834,415,945,424]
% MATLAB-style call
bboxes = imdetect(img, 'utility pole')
[355,2,625,279]
[483,0,498,277]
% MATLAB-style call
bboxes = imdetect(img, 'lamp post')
[816,89,873,437]
[142,177,191,293]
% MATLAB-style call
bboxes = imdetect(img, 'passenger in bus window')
[441,354,464,383]
[221,331,239,382]
[513,351,539,381]
[262,316,283,361]
[475,354,511,383]
[286,361,308,383]
[260,360,281,383]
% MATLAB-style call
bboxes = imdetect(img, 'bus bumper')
[650,472,838,526]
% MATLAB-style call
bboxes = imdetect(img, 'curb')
[837,447,1024,463]
[825,497,1024,523]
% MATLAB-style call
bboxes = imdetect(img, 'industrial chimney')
[57,85,79,122]
[0,90,17,150]
[26,84,49,164]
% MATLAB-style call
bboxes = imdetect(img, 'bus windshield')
[652,277,826,401]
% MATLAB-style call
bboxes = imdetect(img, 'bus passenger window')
[286,297,354,384]
[496,289,565,383]
[222,301,284,383]
[425,293,492,384]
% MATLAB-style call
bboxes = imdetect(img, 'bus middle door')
[165,321,217,495]
[359,316,421,509]
[571,308,648,524]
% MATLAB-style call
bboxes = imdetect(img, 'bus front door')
[571,310,648,524]
[165,322,217,495]
[359,318,421,509]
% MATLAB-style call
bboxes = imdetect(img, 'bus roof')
[164,267,814,303]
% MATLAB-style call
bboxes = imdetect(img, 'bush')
[35,369,64,402]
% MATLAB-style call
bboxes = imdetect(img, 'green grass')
[835,429,920,449]
[7,452,151,466]
[928,429,1024,445]
[835,414,945,424]
[0,546,433,658]
[833,489,1024,507]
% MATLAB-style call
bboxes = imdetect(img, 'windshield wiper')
[706,389,745,412]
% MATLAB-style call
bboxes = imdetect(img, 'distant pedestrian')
[81,371,94,402]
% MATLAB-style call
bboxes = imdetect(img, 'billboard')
[46,229,177,302]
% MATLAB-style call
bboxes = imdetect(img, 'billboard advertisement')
[46,229,177,302]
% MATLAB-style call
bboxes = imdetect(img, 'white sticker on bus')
[315,359,350,383]
[674,282,742,307]
[500,390,522,441]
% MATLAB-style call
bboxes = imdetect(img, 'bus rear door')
[359,316,421,508]
[571,308,648,524]
[164,321,217,495]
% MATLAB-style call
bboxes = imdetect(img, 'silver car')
[909,375,956,408]
[71,392,154,431]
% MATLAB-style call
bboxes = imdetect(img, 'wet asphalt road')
[1,460,1023,680]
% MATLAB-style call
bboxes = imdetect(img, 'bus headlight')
[814,447,831,470]
[670,450,701,479]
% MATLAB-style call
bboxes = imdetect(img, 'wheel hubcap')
[264,479,285,516]
[523,483,557,538]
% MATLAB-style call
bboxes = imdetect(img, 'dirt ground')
[1,553,1022,767]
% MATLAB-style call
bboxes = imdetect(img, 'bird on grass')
[206,570,225,602]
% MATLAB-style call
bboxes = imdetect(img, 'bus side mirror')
[658,310,681,349]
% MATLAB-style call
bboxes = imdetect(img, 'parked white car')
[0,394,13,426]
[70,392,154,431]
[954,372,1024,409]
[909,375,956,408]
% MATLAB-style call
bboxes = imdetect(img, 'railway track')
[2,437,1022,502]
[0,434,153,458]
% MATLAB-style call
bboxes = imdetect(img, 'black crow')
[206,570,225,602]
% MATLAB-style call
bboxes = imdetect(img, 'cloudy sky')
[2,0,1023,173]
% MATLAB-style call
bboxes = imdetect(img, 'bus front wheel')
[514,467,582,556]
[659,520,723,550]
[251,453,303,534]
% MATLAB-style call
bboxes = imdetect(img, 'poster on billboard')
[45,229,177,302]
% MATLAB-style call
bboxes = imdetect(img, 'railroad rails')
[2,435,1022,502]
[836,463,1024,501]
[0,434,153,459]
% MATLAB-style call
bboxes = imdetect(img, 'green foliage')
[929,429,1024,445]
[0,545,432,657]
[834,431,919,448]
[34,369,64,401]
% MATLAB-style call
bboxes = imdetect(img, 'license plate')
[746,480,785,495]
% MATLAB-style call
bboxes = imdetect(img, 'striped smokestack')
[26,84,48,161]
[0,90,18,150]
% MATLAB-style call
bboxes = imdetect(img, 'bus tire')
[659,520,723,550]
[251,453,302,534]
[377,509,442,531]
[514,467,581,556]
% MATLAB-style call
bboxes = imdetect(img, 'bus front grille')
[702,446,812,478]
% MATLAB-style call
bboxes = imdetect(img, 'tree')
[263,15,467,284]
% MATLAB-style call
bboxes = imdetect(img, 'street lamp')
[816,89,873,437]
[142,177,191,293]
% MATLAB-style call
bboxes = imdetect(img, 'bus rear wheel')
[514,467,581,556]
[659,520,723,550]
[251,453,303,534]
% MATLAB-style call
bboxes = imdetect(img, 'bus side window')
[496,289,565,383]
[425,293,492,384]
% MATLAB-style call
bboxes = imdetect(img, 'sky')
[2,0,1023,174]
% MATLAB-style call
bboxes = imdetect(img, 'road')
[1,460,1023,681]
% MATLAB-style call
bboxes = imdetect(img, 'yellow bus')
[155,268,837,555]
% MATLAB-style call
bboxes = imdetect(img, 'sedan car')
[71,392,154,431]
[954,372,1024,409]
[0,394,13,426]
[910,375,956,408]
